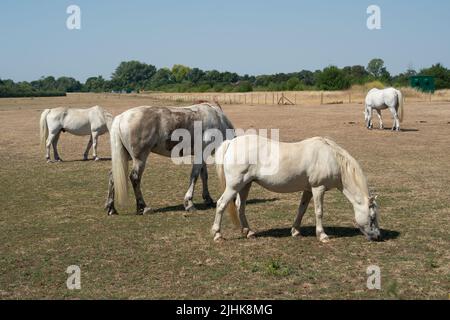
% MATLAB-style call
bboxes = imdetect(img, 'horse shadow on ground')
[379,128,419,132]
[255,226,400,241]
[153,198,279,214]
[69,157,112,162]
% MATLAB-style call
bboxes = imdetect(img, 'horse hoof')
[94,157,100,161]
[185,205,196,213]
[246,230,256,239]
[319,234,330,243]
[107,210,118,216]
[213,233,223,242]
[291,227,301,237]
[204,201,216,208]
[143,207,153,215]
[204,197,216,208]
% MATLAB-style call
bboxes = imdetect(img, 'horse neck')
[338,156,370,208]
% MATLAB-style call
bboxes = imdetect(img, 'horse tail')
[396,89,404,123]
[40,109,51,148]
[110,116,129,206]
[215,140,240,228]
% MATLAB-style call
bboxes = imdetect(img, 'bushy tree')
[84,76,107,92]
[286,77,300,90]
[171,64,191,83]
[315,66,351,90]
[419,63,450,89]
[111,61,156,91]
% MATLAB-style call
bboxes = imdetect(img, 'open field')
[0,93,449,299]
[143,88,450,106]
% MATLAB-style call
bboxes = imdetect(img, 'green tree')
[171,64,191,83]
[316,66,351,90]
[111,61,156,91]
[150,68,173,88]
[419,63,450,89]
[286,77,300,90]
[56,77,82,92]
[84,76,107,92]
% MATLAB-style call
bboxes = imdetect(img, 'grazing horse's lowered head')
[353,195,381,241]
[212,136,382,243]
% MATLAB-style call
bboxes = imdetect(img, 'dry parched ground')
[0,93,449,299]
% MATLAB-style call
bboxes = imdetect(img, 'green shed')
[409,76,435,93]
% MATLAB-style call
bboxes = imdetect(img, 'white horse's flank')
[40,106,113,162]
[365,88,404,131]
[213,135,380,242]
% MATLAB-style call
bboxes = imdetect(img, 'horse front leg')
[312,186,329,243]
[291,191,313,237]
[184,163,202,212]
[83,135,93,161]
[105,170,118,215]
[130,158,152,215]
[92,131,100,161]
[200,163,215,207]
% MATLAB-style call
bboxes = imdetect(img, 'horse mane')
[322,138,369,198]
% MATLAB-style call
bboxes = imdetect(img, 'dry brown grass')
[141,88,450,106]
[0,93,449,299]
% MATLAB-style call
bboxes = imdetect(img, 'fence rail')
[136,89,450,106]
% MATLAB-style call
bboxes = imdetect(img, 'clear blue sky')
[1,0,449,82]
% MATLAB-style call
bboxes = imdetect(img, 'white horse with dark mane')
[40,106,113,162]
[212,135,381,242]
[365,88,404,131]
[106,102,235,215]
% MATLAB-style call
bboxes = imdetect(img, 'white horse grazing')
[212,135,381,243]
[40,106,113,162]
[365,88,404,131]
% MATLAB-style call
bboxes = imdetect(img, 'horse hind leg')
[184,163,202,212]
[237,183,254,238]
[46,131,62,162]
[312,186,329,243]
[105,170,118,215]
[200,163,215,208]
[211,187,238,241]
[291,190,313,237]
[130,158,152,215]
[92,131,100,161]
[376,110,384,130]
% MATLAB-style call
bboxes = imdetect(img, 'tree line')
[1,59,449,98]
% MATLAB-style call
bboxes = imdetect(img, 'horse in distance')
[40,105,113,162]
[364,88,404,131]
